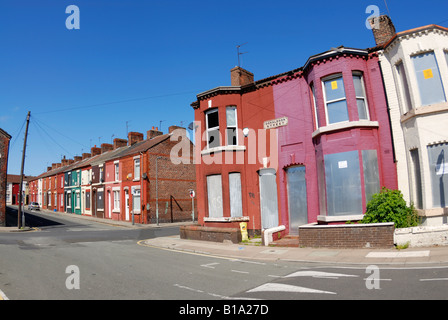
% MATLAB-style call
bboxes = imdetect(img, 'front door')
[286,166,308,234]
[125,190,130,221]
[258,168,279,229]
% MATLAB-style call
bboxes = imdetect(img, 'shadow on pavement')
[6,206,63,228]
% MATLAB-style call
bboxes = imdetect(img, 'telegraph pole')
[18,111,30,229]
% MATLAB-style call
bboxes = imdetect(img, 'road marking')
[174,284,204,294]
[247,283,336,295]
[284,270,359,279]
[419,278,448,281]
[231,269,249,274]
[201,262,220,269]
[174,284,259,300]
[366,251,430,258]
[0,289,9,300]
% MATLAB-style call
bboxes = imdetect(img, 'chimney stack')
[61,156,69,167]
[369,15,396,46]
[128,132,144,146]
[101,143,113,153]
[91,146,101,156]
[147,126,163,139]
[231,66,254,86]
[74,156,82,162]
[113,138,128,149]
[168,125,186,135]
[82,153,91,160]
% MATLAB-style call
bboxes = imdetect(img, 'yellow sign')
[423,68,433,79]
[331,81,338,90]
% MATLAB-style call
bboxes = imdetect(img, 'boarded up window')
[324,151,362,216]
[362,150,380,203]
[412,51,446,106]
[229,173,243,217]
[427,143,448,208]
[206,175,223,218]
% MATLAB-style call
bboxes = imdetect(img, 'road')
[1,207,448,306]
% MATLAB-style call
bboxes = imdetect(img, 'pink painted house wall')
[274,49,398,232]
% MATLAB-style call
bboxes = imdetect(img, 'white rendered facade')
[378,25,448,225]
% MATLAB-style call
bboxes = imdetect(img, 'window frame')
[322,74,349,125]
[113,189,120,212]
[205,108,220,149]
[134,158,140,181]
[114,162,120,182]
[352,72,370,121]
[225,106,238,146]
[411,50,446,106]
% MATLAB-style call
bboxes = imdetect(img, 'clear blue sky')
[1,0,447,176]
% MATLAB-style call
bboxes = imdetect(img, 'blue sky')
[1,0,447,176]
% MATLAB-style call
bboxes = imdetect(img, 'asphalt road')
[1,207,448,305]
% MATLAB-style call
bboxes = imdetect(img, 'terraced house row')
[185,15,448,242]
[28,126,195,224]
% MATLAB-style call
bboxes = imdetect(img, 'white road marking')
[200,262,220,269]
[284,270,359,279]
[231,269,249,274]
[419,278,448,281]
[366,251,430,258]
[247,283,336,295]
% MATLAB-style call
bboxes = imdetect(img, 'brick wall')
[0,130,11,226]
[146,132,196,223]
[298,222,395,248]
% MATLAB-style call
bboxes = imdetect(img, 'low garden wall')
[394,225,448,247]
[298,222,395,248]
[180,224,242,244]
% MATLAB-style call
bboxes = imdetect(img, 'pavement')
[2,206,448,266]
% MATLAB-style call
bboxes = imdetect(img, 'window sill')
[201,145,246,155]
[317,214,364,223]
[401,101,448,123]
[204,216,249,223]
[312,120,379,138]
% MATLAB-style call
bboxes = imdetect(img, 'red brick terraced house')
[0,128,11,226]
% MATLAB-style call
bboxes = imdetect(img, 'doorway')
[286,166,308,234]
[258,168,279,229]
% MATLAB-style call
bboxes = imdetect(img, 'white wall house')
[375,18,448,225]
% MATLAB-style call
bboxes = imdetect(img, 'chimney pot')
[147,128,163,140]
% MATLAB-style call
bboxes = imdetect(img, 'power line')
[34,90,197,115]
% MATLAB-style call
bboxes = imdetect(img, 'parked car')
[28,202,40,211]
